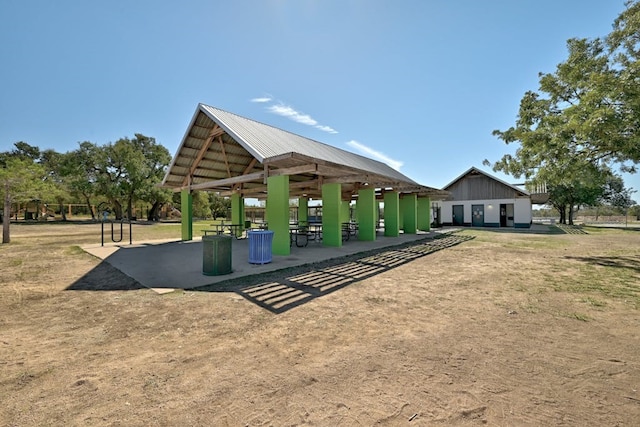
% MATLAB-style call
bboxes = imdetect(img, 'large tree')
[60,142,102,220]
[546,164,609,225]
[488,1,639,215]
[600,174,637,212]
[126,135,172,221]
[40,148,71,221]
[1,157,49,243]
[94,134,171,220]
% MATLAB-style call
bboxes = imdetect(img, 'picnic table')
[203,223,246,239]
[289,222,322,247]
[342,222,358,241]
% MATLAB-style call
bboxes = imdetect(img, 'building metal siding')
[443,167,529,201]
[447,174,522,200]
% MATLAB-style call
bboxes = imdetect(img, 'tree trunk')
[127,196,134,220]
[112,200,123,220]
[3,183,10,244]
[84,194,95,220]
[558,205,566,224]
[59,202,67,221]
[147,201,161,221]
[568,205,575,225]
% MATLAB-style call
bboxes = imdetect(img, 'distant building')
[436,167,532,228]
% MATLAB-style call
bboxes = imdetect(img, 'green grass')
[561,312,592,322]
[462,228,640,315]
[66,245,85,255]
[547,260,640,309]
[465,230,571,250]
[579,297,607,308]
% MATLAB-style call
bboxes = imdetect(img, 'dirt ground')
[1,223,639,426]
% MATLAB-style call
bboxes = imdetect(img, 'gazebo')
[161,104,448,255]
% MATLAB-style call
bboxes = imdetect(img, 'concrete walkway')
[82,231,440,291]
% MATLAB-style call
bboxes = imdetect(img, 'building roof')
[162,103,449,200]
[443,167,530,198]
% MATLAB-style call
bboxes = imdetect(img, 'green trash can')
[202,235,232,276]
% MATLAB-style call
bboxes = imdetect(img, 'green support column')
[417,197,431,232]
[322,183,342,247]
[267,175,290,255]
[231,193,245,237]
[298,196,308,224]
[383,191,400,237]
[181,189,193,241]
[401,194,418,234]
[357,188,376,241]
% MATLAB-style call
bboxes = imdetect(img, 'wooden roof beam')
[217,135,232,178]
[181,125,226,186]
[268,163,318,177]
[315,164,361,177]
[174,171,265,192]
[242,158,258,175]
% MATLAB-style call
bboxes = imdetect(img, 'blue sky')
[1,0,637,197]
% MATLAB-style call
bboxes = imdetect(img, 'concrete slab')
[81,232,438,290]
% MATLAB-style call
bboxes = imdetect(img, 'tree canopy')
[487,0,639,221]
[1,156,50,243]
[1,135,173,243]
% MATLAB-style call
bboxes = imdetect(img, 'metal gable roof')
[162,103,449,199]
[198,104,417,184]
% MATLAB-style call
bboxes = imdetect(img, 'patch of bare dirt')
[1,223,639,426]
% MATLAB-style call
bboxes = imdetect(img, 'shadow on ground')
[465,224,565,235]
[193,234,475,314]
[67,262,146,291]
[65,233,475,312]
[564,255,640,274]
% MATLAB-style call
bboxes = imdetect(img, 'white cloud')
[252,96,339,134]
[250,97,272,103]
[267,104,318,126]
[315,125,338,134]
[346,140,403,171]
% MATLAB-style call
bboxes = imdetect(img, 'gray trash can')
[248,230,274,264]
[202,235,232,276]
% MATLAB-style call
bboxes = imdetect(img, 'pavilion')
[161,104,449,255]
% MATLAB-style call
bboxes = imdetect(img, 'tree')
[598,175,636,213]
[192,191,211,219]
[94,139,131,219]
[607,1,640,167]
[1,157,49,243]
[126,135,172,221]
[488,1,639,208]
[40,148,71,221]
[93,134,170,220]
[60,142,101,220]
[543,163,608,224]
[209,193,231,219]
[11,141,41,161]
[142,185,172,221]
